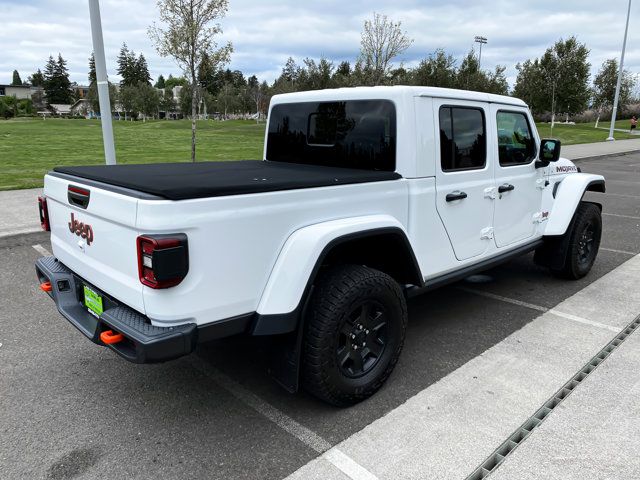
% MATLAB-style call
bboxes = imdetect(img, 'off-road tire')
[302,264,407,406]
[551,202,602,280]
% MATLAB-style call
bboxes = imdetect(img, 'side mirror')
[539,139,561,163]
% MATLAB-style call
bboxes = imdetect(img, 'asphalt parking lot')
[1,153,639,480]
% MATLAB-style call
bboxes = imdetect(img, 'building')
[0,84,32,100]
[49,104,72,116]
[74,85,90,99]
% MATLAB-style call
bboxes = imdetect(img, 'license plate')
[83,285,104,317]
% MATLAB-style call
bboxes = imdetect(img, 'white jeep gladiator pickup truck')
[36,86,605,405]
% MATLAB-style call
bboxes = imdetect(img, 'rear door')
[434,100,495,261]
[44,174,145,313]
[491,107,544,247]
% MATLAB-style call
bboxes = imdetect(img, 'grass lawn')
[535,122,636,145]
[1,117,638,191]
[0,118,266,190]
[592,118,637,131]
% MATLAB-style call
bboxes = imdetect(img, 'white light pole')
[88,0,116,164]
[474,36,488,70]
[608,0,632,142]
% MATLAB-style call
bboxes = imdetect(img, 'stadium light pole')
[607,0,632,142]
[88,0,116,164]
[474,36,488,70]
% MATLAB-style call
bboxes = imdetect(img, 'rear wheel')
[551,202,602,280]
[302,264,407,406]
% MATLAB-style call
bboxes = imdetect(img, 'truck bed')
[53,161,402,200]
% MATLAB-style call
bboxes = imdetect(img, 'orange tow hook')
[40,281,53,292]
[100,330,124,345]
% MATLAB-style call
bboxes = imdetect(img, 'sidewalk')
[286,254,640,480]
[562,137,640,160]
[1,138,640,239]
[0,188,42,238]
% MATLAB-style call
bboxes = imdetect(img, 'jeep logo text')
[68,213,94,245]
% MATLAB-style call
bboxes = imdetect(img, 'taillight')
[38,197,50,231]
[136,234,189,289]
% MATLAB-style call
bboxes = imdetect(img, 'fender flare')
[252,215,421,336]
[544,174,605,237]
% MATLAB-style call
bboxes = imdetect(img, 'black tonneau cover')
[53,161,402,201]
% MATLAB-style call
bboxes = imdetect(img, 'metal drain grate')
[466,314,640,480]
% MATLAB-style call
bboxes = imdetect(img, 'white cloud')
[0,0,637,88]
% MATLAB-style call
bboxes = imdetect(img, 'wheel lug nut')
[354,345,358,350]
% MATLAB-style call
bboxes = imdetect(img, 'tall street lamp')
[88,0,116,164]
[474,36,488,70]
[607,0,632,142]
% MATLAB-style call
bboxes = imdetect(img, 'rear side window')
[267,100,396,171]
[439,107,486,172]
[497,111,536,166]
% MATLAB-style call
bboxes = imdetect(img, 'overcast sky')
[2,0,639,88]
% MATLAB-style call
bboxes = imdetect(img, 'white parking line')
[324,448,380,480]
[601,247,637,256]
[189,360,377,479]
[32,244,51,256]
[604,192,640,199]
[548,309,620,333]
[189,360,331,453]
[456,287,547,313]
[459,287,619,333]
[603,212,640,220]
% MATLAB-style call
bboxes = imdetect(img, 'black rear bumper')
[35,256,249,363]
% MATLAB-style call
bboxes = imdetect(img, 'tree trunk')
[191,82,197,162]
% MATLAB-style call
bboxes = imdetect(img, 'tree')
[197,52,217,95]
[412,49,457,88]
[593,58,635,123]
[28,69,45,87]
[155,74,166,89]
[43,54,73,104]
[11,70,23,86]
[87,82,118,116]
[135,83,161,121]
[119,84,138,120]
[88,52,97,84]
[164,74,188,90]
[216,82,237,117]
[359,12,413,85]
[513,59,547,114]
[332,61,352,87]
[299,57,334,90]
[159,88,176,116]
[540,37,591,119]
[135,54,152,85]
[514,37,590,119]
[452,50,508,95]
[149,0,233,162]
[117,43,136,86]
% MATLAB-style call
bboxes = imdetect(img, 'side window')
[497,111,536,166]
[439,107,486,172]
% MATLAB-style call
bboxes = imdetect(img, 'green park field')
[0,118,265,190]
[0,118,636,191]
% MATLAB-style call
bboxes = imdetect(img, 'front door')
[491,107,544,248]
[434,101,495,261]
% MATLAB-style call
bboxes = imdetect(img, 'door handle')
[498,183,515,193]
[446,191,468,202]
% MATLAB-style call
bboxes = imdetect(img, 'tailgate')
[44,174,144,314]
